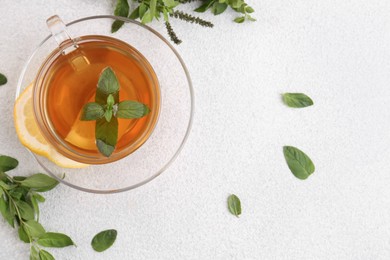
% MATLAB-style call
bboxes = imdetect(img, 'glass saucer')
[16,15,194,193]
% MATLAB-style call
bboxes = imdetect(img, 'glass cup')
[16,15,194,193]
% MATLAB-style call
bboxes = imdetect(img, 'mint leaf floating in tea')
[283,146,315,180]
[227,194,241,217]
[0,73,7,86]
[282,93,314,108]
[81,67,150,157]
[91,229,118,252]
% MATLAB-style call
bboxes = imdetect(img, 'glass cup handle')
[46,15,78,54]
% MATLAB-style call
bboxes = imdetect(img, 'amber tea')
[36,35,160,162]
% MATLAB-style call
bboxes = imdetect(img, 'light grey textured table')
[1,1,390,259]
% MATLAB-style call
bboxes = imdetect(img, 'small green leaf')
[0,73,7,86]
[23,220,45,238]
[104,110,113,122]
[162,0,179,8]
[0,180,17,190]
[96,117,118,157]
[141,9,153,24]
[282,93,314,108]
[195,0,214,12]
[30,246,40,260]
[0,171,7,181]
[19,174,59,192]
[139,3,148,18]
[234,16,245,23]
[212,2,228,15]
[149,0,157,17]
[91,229,117,252]
[33,193,45,203]
[13,176,27,181]
[117,101,150,119]
[111,0,130,33]
[39,250,55,260]
[246,14,256,21]
[18,225,30,243]
[81,103,105,121]
[28,194,40,221]
[129,6,140,19]
[16,200,35,220]
[8,186,26,199]
[227,194,241,217]
[0,155,18,172]
[107,94,115,108]
[97,67,120,95]
[283,146,315,180]
[0,197,15,227]
[245,6,254,13]
[38,232,75,248]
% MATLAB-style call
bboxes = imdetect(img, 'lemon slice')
[14,84,88,168]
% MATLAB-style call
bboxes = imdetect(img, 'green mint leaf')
[195,0,214,12]
[98,67,119,95]
[0,171,7,181]
[0,196,15,227]
[23,220,46,238]
[245,6,254,13]
[107,94,115,108]
[246,14,256,21]
[162,0,179,8]
[0,73,7,86]
[18,225,30,243]
[19,174,59,192]
[0,180,17,190]
[38,232,75,248]
[30,246,40,260]
[117,101,150,119]
[33,193,45,203]
[129,6,140,19]
[283,146,315,180]
[13,176,26,181]
[39,250,55,260]
[91,229,118,252]
[0,155,19,172]
[282,93,314,108]
[234,16,245,23]
[212,2,228,15]
[29,194,40,221]
[227,194,241,217]
[81,103,105,121]
[141,9,153,23]
[150,0,157,17]
[139,3,148,18]
[111,0,130,33]
[104,110,113,122]
[16,200,35,220]
[96,118,118,157]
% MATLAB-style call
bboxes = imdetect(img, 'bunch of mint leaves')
[0,155,74,260]
[111,0,255,44]
[81,67,150,157]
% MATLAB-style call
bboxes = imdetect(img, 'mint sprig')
[0,155,75,260]
[80,67,150,157]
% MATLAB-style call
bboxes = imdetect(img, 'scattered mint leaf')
[97,67,119,95]
[212,2,228,15]
[38,232,75,248]
[117,101,150,119]
[129,6,140,19]
[194,0,214,13]
[30,246,40,260]
[18,174,59,192]
[0,155,19,172]
[91,229,118,252]
[282,93,314,108]
[39,250,55,260]
[283,146,315,180]
[111,0,130,33]
[234,16,245,23]
[0,73,7,86]
[228,194,241,217]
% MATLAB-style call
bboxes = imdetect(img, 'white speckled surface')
[1,0,390,259]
